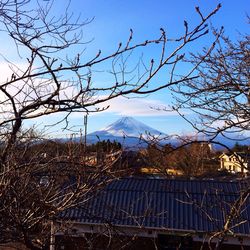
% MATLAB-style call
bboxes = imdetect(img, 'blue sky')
[1,0,249,137]
[68,0,249,136]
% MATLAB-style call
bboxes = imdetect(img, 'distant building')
[219,152,250,174]
[140,166,184,176]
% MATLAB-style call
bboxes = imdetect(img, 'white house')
[219,152,250,174]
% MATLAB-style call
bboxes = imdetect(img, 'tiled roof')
[61,177,250,235]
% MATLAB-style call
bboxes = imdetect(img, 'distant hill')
[56,116,250,150]
[208,134,250,150]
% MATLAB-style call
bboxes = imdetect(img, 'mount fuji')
[87,117,166,147]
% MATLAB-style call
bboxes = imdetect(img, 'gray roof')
[61,177,250,235]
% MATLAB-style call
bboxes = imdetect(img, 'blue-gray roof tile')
[60,177,250,235]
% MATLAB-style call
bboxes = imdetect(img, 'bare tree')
[0,0,222,249]
[142,138,217,177]
[172,27,250,141]
[171,20,250,250]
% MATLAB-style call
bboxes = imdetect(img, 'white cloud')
[0,61,83,122]
[93,96,177,117]
[0,60,180,133]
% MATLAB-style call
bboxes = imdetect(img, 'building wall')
[55,223,250,250]
[220,154,248,173]
[55,235,157,250]
[55,234,250,250]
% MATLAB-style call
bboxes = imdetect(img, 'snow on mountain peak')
[95,116,164,137]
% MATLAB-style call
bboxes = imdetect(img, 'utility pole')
[84,115,88,156]
[50,220,55,250]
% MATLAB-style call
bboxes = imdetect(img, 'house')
[140,166,184,176]
[55,177,250,250]
[219,152,250,174]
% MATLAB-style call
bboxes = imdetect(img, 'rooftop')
[61,177,250,235]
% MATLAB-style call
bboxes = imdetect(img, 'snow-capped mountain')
[95,116,164,137]
[61,116,250,150]
[87,117,166,147]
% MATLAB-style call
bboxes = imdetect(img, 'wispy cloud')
[93,96,177,117]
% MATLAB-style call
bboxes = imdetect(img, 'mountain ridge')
[87,116,166,147]
[87,117,250,150]
[58,116,250,150]
[90,116,165,138]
